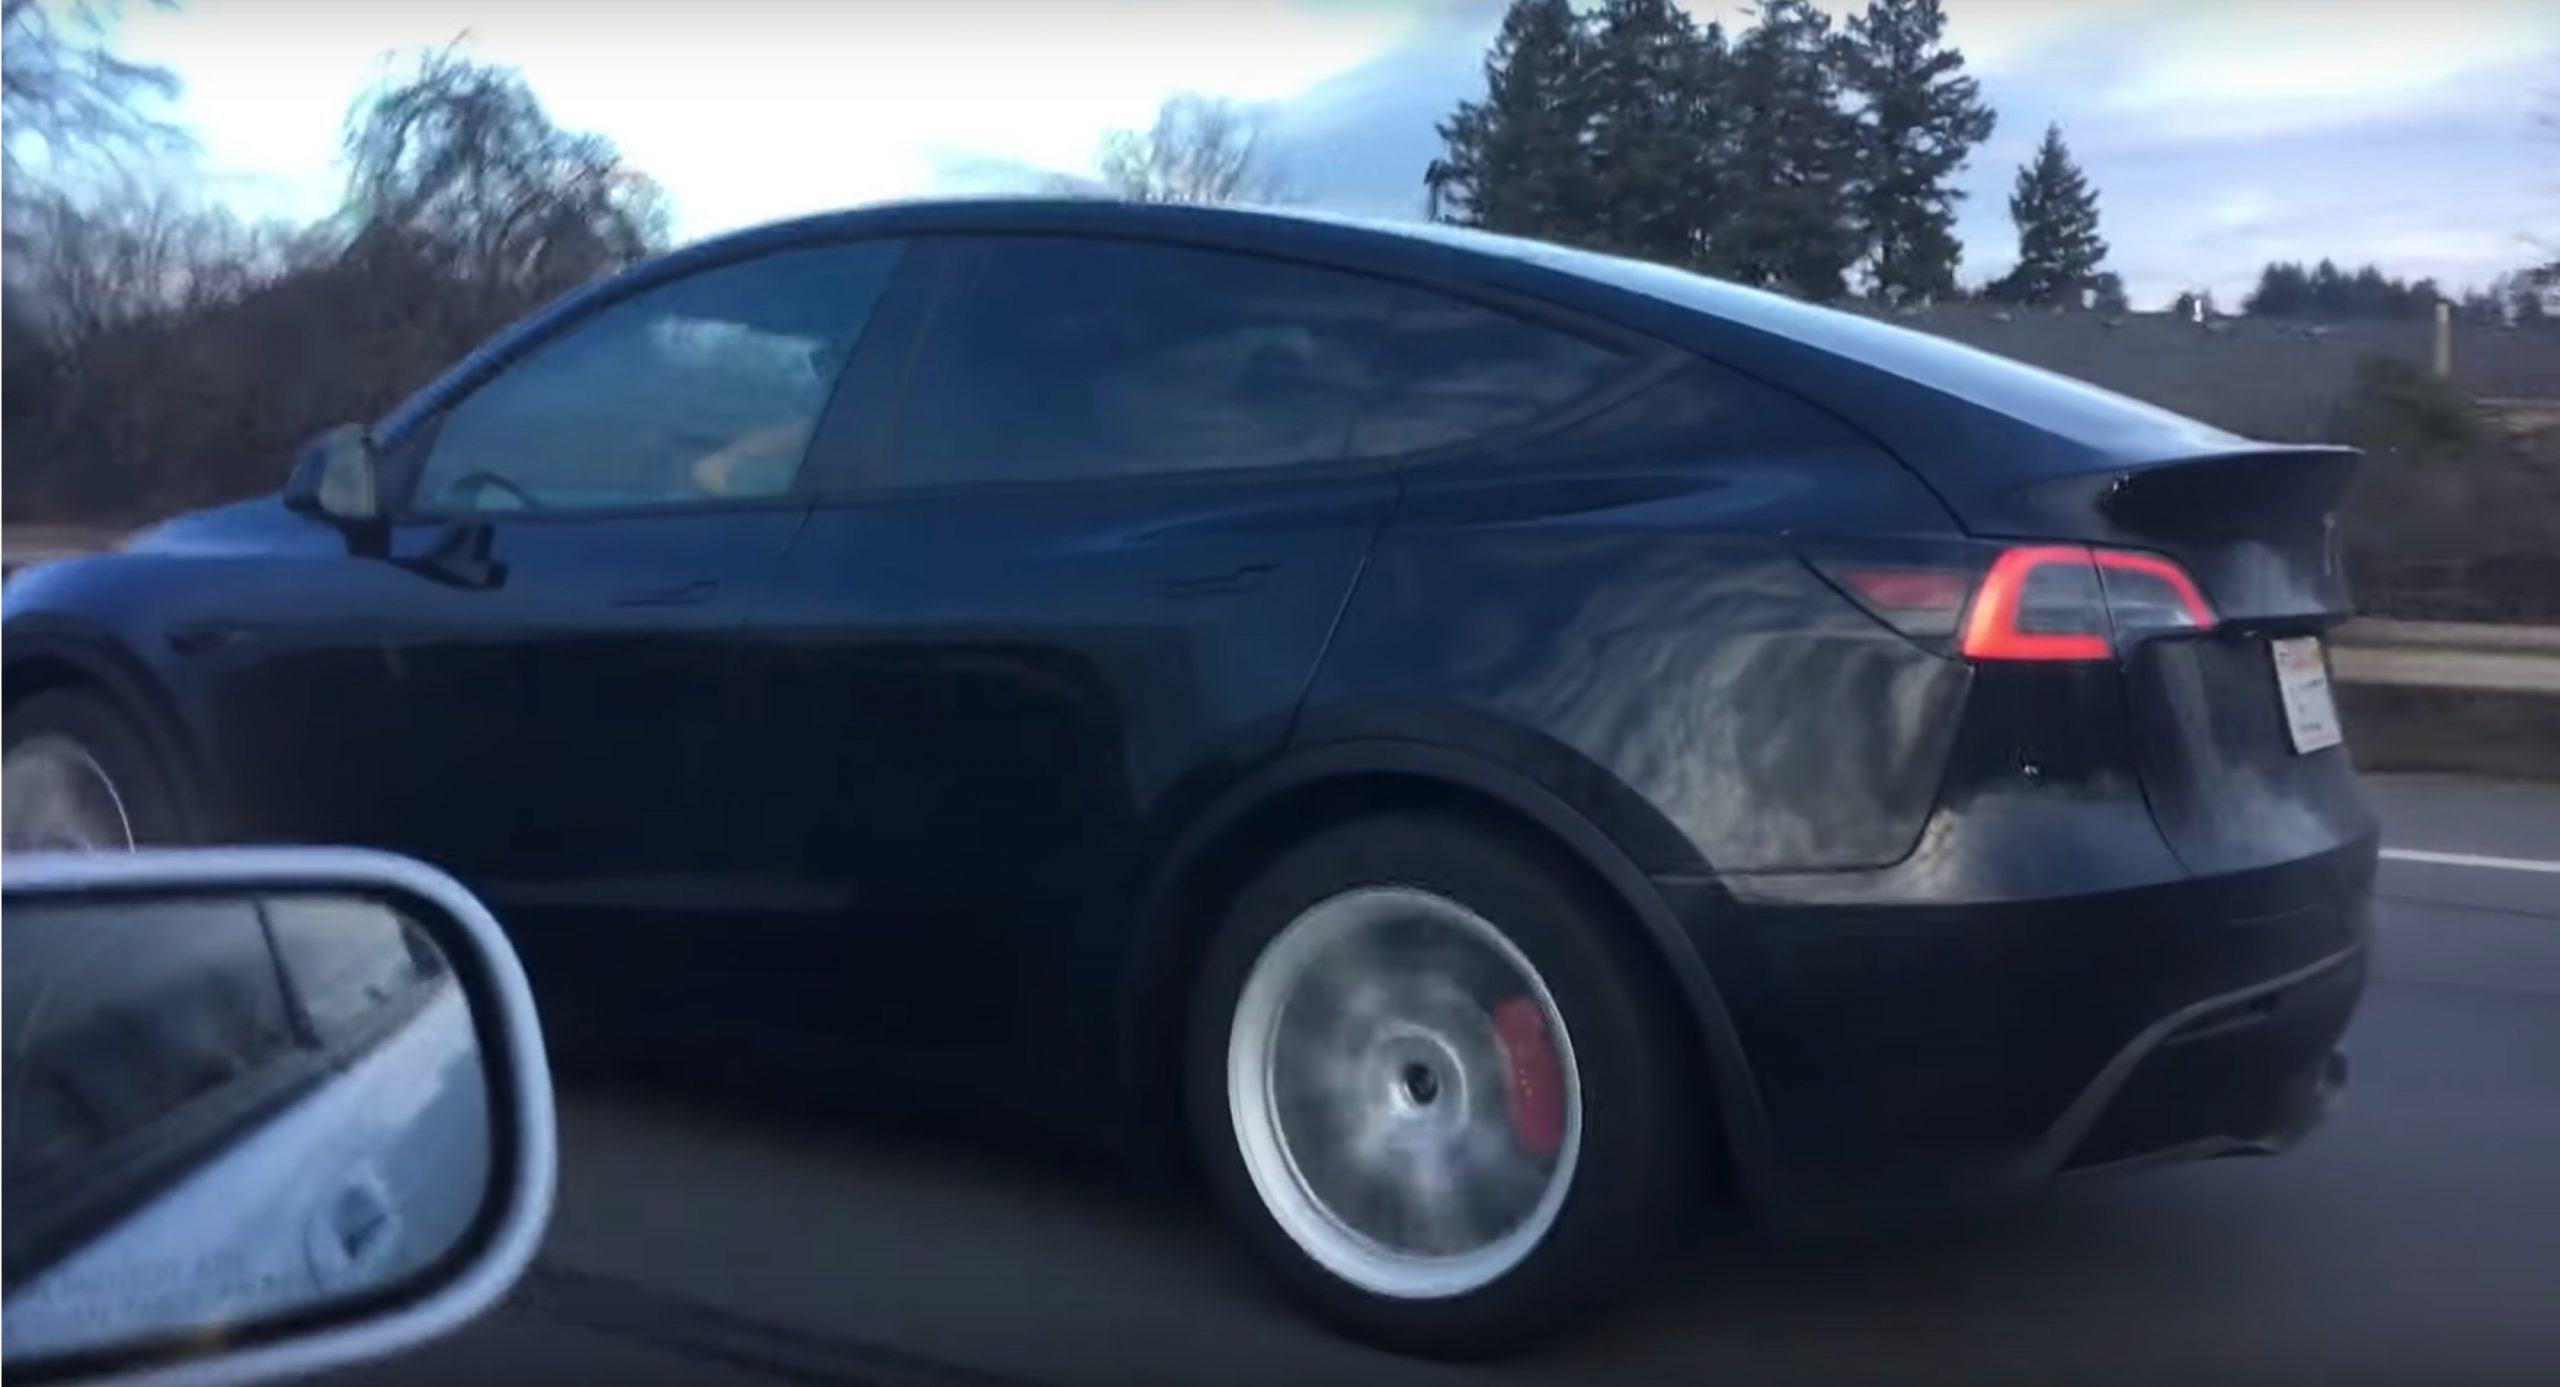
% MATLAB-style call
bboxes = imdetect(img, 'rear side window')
[890,237,1394,485]
[1350,289,1632,458]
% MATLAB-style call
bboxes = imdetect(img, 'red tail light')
[1959,545,2216,662]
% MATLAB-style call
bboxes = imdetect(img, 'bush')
[2329,355,2485,468]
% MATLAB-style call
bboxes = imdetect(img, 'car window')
[889,237,1395,486]
[1348,288,1634,458]
[2,898,301,1277]
[265,897,445,1048]
[410,241,904,513]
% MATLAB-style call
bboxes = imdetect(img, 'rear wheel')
[4,689,182,851]
[1188,812,1698,1357]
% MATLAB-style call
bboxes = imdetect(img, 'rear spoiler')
[1960,447,2363,627]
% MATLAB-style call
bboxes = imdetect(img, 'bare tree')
[1,0,185,187]
[5,44,679,526]
[1097,93,1284,205]
[340,46,670,310]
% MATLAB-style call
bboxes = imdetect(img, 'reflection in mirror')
[2,892,492,1366]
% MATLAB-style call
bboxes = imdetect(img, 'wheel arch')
[1118,738,1777,1213]
[4,621,211,840]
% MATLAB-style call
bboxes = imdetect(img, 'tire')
[3,688,186,850]
[1187,811,1700,1357]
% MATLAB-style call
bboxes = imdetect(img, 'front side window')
[889,237,1396,486]
[411,241,903,513]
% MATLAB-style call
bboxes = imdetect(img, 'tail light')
[1960,545,2215,661]
[1809,542,2215,661]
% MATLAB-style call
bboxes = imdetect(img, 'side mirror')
[2,848,554,1387]
[283,425,383,523]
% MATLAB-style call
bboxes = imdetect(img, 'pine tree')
[1991,123,2107,306]
[1714,0,1859,300]
[1841,0,1994,305]
[2090,271,2129,314]
[2246,260,2313,316]
[1583,0,1723,266]
[1426,0,1596,243]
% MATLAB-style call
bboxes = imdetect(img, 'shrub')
[2328,354,2485,468]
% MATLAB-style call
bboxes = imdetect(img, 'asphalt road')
[333,773,2560,1387]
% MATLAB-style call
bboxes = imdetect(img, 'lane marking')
[2381,848,2560,875]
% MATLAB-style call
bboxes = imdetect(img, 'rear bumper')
[1654,830,2375,1234]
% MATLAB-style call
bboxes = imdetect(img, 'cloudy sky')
[119,0,2560,307]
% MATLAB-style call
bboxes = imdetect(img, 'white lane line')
[2381,848,2560,875]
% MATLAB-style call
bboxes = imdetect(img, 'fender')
[3,617,215,841]
[1121,735,1780,1216]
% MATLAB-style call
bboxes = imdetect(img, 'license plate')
[2272,636,2343,754]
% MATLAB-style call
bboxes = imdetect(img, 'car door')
[724,235,1406,1096]
[202,240,912,1027]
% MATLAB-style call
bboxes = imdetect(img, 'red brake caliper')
[1491,997,1566,1160]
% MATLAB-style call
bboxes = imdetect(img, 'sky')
[112,0,2560,308]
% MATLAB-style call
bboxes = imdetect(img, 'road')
[333,774,2560,1387]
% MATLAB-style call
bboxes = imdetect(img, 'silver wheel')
[3,735,136,853]
[1227,885,1583,1300]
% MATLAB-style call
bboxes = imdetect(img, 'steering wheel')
[444,470,543,511]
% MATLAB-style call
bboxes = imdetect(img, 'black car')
[2,199,2375,1356]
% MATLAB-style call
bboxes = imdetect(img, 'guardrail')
[2331,619,2560,696]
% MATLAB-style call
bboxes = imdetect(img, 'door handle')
[611,579,719,608]
[1157,564,1273,599]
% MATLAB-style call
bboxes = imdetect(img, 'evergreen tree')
[1840,0,1994,305]
[1582,0,1723,266]
[2246,259,2437,318]
[1990,123,2107,306]
[1426,0,1595,243]
[2246,260,2313,316]
[2090,271,2129,314]
[1715,0,1859,299]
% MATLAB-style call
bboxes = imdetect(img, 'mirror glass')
[2,891,493,1365]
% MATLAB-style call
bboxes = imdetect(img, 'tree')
[1840,0,1994,305]
[1989,123,2107,306]
[1714,0,1859,299]
[1427,0,1596,242]
[2245,260,2312,316]
[1098,93,1280,205]
[340,48,668,311]
[2089,271,2128,314]
[2245,258,2439,318]
[1580,0,1723,265]
[1,0,184,194]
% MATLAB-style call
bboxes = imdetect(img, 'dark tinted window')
[892,237,1394,485]
[1349,289,1632,457]
[412,241,903,512]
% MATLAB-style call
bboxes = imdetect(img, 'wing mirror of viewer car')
[283,425,383,524]
[2,848,556,1387]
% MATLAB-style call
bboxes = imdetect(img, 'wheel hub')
[1226,885,1583,1300]
[3,736,135,853]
